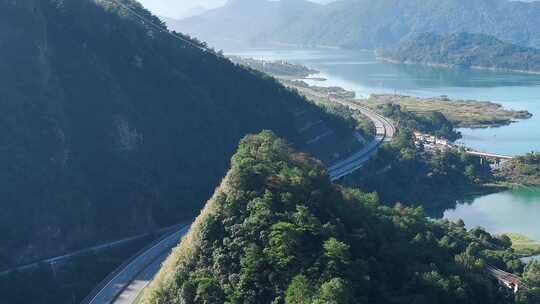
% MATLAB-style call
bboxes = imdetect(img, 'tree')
[195,278,224,304]
[285,275,314,304]
[235,245,268,302]
[265,222,301,270]
[293,205,321,233]
[523,261,540,286]
[313,278,352,304]
[518,261,540,303]
[323,238,351,278]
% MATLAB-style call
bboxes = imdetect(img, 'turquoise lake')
[229,47,540,243]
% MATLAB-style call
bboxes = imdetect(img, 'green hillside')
[141,131,522,304]
[380,33,540,73]
[0,0,357,269]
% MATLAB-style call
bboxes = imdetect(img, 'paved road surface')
[84,104,395,304]
[83,226,190,304]
[0,225,183,275]
[113,251,170,304]
[329,102,395,181]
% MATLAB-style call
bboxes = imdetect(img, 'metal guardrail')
[1,235,150,276]
[329,104,394,180]
[80,224,187,304]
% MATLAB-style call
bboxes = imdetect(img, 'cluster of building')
[413,132,454,153]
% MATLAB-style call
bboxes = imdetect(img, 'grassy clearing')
[283,79,531,130]
[503,233,540,257]
[364,94,532,128]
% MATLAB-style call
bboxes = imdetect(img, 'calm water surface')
[443,188,540,240]
[229,47,540,243]
[229,48,540,155]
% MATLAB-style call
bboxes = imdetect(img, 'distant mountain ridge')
[172,0,540,49]
[379,32,540,74]
[168,0,321,47]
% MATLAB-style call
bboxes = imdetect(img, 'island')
[283,80,532,129]
[378,32,540,74]
[227,55,532,129]
[364,94,532,128]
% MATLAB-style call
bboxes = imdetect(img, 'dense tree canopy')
[518,261,540,303]
[342,127,491,217]
[141,131,520,304]
[381,33,540,73]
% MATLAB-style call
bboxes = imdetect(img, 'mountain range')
[171,0,540,49]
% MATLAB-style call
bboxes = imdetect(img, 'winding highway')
[80,100,523,303]
[329,101,395,181]
[82,226,190,304]
[82,103,395,304]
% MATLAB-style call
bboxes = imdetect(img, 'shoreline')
[230,53,538,187]
[377,55,540,76]
[269,55,540,259]
[228,53,533,130]
[231,51,540,264]
[287,78,532,129]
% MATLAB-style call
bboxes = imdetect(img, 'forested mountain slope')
[174,0,540,49]
[379,33,540,73]
[141,131,521,304]
[0,0,354,269]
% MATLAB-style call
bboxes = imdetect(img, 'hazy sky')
[138,0,336,19]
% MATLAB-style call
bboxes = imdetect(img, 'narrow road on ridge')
[82,103,395,304]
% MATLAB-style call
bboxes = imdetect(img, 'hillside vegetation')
[173,0,540,49]
[342,128,497,218]
[380,33,540,73]
[141,131,523,304]
[0,0,357,268]
[498,153,540,187]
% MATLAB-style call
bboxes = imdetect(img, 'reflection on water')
[443,188,540,240]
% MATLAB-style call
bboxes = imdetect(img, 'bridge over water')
[466,150,514,161]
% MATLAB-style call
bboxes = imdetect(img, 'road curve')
[84,103,395,304]
[329,101,395,181]
[82,226,190,304]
